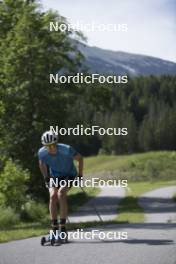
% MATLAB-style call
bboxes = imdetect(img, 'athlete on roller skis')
[38,130,83,245]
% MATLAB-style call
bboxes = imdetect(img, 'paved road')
[139,186,176,223]
[0,224,176,264]
[69,186,125,222]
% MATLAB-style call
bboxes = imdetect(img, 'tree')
[0,0,83,197]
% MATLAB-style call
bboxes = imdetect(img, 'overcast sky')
[41,0,176,62]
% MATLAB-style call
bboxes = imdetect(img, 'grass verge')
[0,187,100,243]
[84,151,176,182]
[0,220,127,243]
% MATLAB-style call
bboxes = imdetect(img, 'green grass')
[0,224,47,243]
[128,180,176,197]
[117,180,176,223]
[1,151,176,242]
[0,187,100,243]
[84,151,176,182]
[117,196,144,223]
[0,220,125,243]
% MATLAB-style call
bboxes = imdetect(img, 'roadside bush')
[0,206,19,228]
[0,159,30,211]
[144,160,159,181]
[20,201,48,223]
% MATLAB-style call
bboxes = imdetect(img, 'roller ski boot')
[59,228,68,244]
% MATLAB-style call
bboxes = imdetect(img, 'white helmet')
[41,131,58,146]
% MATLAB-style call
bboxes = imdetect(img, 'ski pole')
[80,186,103,222]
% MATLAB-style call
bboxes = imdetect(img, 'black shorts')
[49,175,76,188]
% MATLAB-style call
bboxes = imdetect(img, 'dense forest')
[0,0,176,205]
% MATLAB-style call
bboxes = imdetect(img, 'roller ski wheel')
[40,235,61,246]
[41,236,46,246]
[50,236,61,246]
[50,237,55,246]
[41,236,50,246]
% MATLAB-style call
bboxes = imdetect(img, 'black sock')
[51,219,58,231]
[60,218,66,232]
[61,226,66,232]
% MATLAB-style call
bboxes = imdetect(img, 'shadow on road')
[139,196,176,213]
[69,195,176,216]
[64,238,174,246]
[95,223,176,230]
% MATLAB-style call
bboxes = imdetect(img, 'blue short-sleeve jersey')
[38,143,78,178]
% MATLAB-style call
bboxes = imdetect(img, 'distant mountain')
[78,43,176,76]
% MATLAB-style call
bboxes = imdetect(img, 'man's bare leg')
[58,186,70,234]
[49,187,58,219]
[49,187,59,239]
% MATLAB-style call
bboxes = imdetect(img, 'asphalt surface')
[69,186,125,222]
[0,224,176,264]
[139,186,176,223]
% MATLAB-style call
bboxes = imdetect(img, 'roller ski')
[41,229,61,246]
[41,228,68,246]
